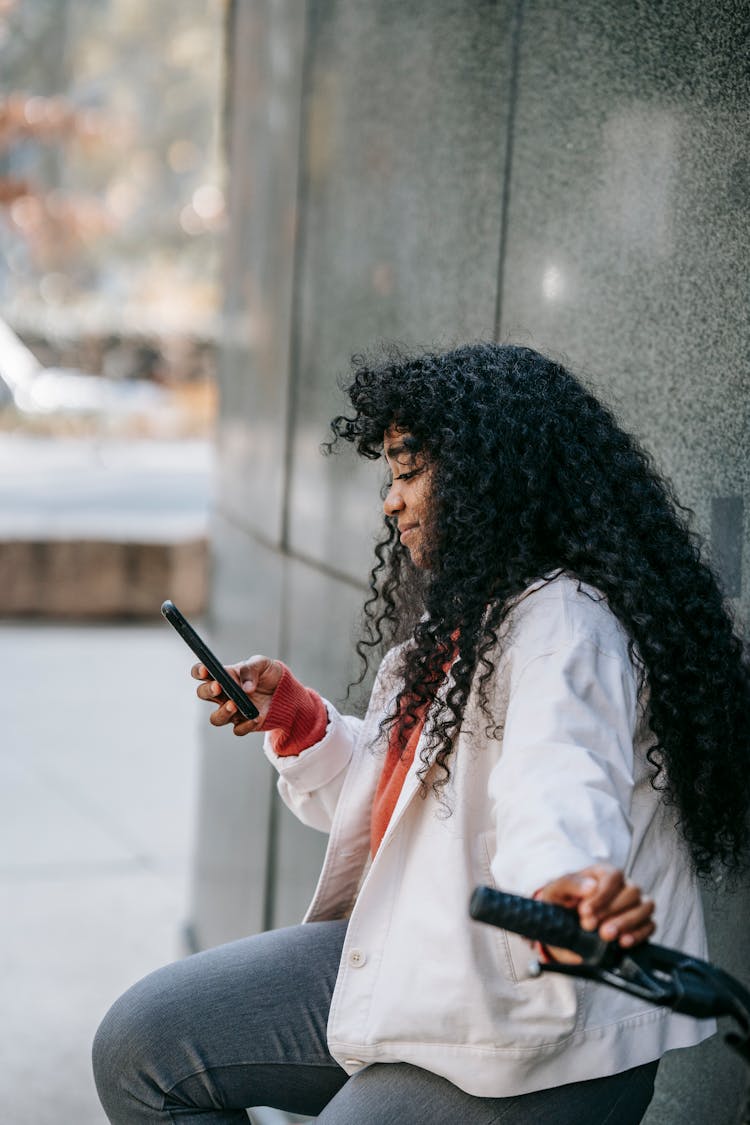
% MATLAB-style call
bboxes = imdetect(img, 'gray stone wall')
[190,1,749,1119]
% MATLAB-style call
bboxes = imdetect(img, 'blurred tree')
[0,90,113,270]
[0,0,225,337]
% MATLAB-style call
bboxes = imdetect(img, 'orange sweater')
[263,664,426,856]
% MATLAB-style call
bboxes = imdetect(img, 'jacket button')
[348,948,367,967]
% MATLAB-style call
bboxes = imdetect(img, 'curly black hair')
[327,342,750,877]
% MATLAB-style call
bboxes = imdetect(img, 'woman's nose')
[383,482,404,517]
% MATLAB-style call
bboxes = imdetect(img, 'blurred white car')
[0,316,167,416]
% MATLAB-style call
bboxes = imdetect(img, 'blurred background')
[0,1,222,1122]
[1,1,748,1123]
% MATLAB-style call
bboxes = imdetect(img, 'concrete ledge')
[0,537,208,617]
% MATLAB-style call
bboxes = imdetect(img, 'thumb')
[239,655,281,694]
[569,874,598,896]
[237,656,268,693]
[539,872,598,908]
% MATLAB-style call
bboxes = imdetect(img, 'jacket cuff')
[264,704,354,788]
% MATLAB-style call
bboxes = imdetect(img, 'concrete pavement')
[0,623,303,1125]
[0,621,203,1123]
[0,434,213,541]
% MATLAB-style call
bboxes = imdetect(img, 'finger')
[618,920,656,948]
[578,869,627,928]
[237,662,271,695]
[223,699,256,725]
[543,945,582,966]
[537,873,598,909]
[237,656,284,696]
[599,899,655,941]
[208,700,237,727]
[191,663,210,680]
[228,701,264,736]
[597,883,642,920]
[196,680,226,702]
[232,717,260,737]
[580,865,624,913]
[582,883,641,931]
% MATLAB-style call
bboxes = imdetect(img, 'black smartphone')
[160,599,259,721]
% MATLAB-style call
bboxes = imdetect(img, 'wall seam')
[280,0,317,553]
[215,508,369,592]
[207,0,239,638]
[493,0,524,342]
[264,0,318,931]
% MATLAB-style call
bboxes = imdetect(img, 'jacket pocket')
[477,830,538,984]
[474,829,580,1043]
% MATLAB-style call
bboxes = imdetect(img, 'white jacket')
[264,572,714,1097]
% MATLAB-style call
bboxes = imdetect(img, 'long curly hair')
[327,342,750,877]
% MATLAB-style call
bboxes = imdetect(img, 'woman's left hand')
[534,863,656,964]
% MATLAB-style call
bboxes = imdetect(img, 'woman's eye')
[385,464,424,487]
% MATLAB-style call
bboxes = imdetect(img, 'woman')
[93,343,750,1123]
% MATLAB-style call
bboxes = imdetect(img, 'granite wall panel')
[500,0,749,619]
[286,0,515,581]
[216,0,308,545]
[498,2,750,1116]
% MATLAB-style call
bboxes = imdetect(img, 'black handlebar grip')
[469,886,608,960]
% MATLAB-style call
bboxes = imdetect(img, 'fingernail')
[211,683,220,695]
[621,934,634,947]
[580,878,597,892]
[601,922,617,939]
[226,701,235,714]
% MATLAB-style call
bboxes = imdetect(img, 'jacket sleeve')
[488,630,638,897]
[262,646,401,835]
[263,704,364,833]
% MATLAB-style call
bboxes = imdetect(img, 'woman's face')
[382,426,432,567]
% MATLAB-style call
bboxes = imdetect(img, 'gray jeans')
[92,921,658,1124]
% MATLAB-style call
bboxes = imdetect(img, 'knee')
[91,996,119,1106]
[92,981,163,1120]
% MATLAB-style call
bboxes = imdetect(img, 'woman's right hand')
[535,864,656,963]
[191,656,284,736]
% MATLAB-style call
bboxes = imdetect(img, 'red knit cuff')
[262,662,328,757]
